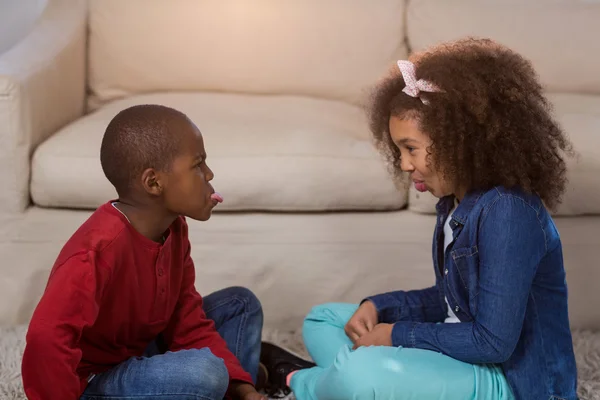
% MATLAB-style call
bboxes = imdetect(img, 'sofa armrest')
[0,0,86,216]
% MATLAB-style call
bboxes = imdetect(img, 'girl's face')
[388,116,455,199]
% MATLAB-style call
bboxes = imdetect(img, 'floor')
[1,326,599,399]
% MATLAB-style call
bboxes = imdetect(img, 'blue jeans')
[80,286,263,400]
[291,303,514,400]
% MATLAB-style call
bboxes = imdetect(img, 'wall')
[0,0,48,54]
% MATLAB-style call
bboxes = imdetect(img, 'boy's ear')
[141,168,163,196]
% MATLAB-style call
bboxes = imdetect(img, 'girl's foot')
[260,342,315,394]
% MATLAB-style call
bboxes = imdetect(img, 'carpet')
[2,326,599,399]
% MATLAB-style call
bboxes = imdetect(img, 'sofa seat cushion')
[407,93,600,216]
[31,92,406,211]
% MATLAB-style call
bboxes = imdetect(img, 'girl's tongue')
[414,181,427,192]
[210,192,224,203]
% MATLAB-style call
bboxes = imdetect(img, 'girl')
[260,38,579,400]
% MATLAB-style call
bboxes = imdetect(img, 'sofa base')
[1,207,599,331]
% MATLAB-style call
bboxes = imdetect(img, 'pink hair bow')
[397,60,441,105]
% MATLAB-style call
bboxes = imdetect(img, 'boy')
[22,105,266,400]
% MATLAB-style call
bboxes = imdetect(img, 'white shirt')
[443,202,461,324]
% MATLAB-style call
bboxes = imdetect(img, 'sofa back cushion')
[88,0,408,109]
[406,0,600,95]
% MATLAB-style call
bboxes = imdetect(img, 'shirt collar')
[436,189,487,225]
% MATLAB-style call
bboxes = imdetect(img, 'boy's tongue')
[210,192,224,203]
[414,182,427,192]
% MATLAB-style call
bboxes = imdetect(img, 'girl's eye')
[407,147,415,153]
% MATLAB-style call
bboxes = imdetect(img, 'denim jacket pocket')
[450,246,480,313]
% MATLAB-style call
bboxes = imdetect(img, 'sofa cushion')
[31,92,407,211]
[407,93,600,216]
[407,0,600,95]
[87,0,407,109]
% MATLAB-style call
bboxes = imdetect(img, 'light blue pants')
[290,303,515,400]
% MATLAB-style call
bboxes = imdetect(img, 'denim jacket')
[368,187,578,400]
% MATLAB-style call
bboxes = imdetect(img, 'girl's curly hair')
[367,38,573,211]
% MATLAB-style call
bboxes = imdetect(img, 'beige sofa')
[0,0,599,333]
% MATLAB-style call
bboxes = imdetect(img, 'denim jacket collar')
[436,189,487,227]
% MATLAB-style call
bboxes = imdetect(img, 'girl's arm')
[389,195,547,363]
[366,285,447,324]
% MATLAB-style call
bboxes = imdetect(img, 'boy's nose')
[205,164,214,181]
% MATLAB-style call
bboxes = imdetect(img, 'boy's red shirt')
[21,201,252,399]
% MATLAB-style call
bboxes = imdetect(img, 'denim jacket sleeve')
[365,285,446,324]
[390,195,547,364]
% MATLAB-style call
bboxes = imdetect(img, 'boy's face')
[388,116,453,199]
[160,120,219,221]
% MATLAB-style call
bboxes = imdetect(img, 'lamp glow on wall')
[0,0,48,54]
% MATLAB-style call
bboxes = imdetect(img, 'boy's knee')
[173,349,229,399]
[229,286,263,315]
[197,351,229,399]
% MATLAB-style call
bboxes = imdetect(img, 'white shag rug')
[2,326,599,400]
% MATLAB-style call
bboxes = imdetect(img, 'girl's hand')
[352,323,393,349]
[345,301,379,343]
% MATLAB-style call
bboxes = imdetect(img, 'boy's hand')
[230,382,267,400]
[345,301,379,343]
[352,323,393,349]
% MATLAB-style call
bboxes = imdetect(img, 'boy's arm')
[365,285,447,324]
[22,253,108,400]
[162,229,253,389]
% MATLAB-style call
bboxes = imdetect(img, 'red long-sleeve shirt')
[22,202,252,399]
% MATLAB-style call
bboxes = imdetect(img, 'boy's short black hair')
[100,104,189,196]
[367,38,574,211]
